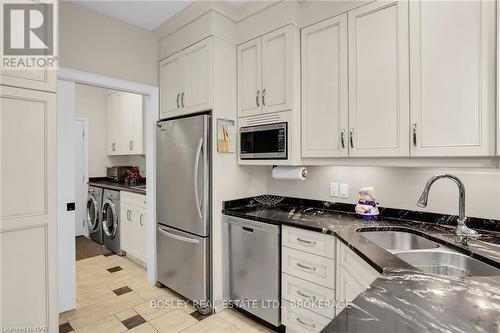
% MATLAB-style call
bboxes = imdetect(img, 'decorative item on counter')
[253,195,285,207]
[124,167,144,185]
[272,166,308,180]
[355,186,380,221]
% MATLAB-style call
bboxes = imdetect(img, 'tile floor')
[60,254,274,333]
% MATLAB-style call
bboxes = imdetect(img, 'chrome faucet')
[417,174,479,240]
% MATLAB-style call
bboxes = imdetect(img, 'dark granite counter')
[88,177,146,195]
[222,196,500,333]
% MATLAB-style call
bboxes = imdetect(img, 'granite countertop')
[222,196,500,333]
[88,177,146,195]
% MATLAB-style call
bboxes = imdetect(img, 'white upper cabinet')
[182,38,213,114]
[106,92,144,156]
[348,0,410,157]
[159,37,213,119]
[237,25,297,117]
[409,0,496,156]
[301,13,348,158]
[1,69,56,93]
[160,52,182,115]
[238,38,262,117]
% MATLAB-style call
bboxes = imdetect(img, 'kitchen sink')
[358,230,500,277]
[359,230,441,251]
[394,250,500,277]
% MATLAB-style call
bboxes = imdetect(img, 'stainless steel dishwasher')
[223,215,280,326]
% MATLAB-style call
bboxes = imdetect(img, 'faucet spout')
[416,174,478,238]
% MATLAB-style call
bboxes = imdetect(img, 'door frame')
[74,117,89,237]
[57,67,159,309]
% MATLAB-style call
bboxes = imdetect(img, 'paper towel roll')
[272,166,308,180]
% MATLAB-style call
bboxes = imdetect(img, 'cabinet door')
[1,69,56,92]
[120,203,132,253]
[409,0,495,156]
[106,93,118,155]
[135,207,147,263]
[348,0,409,157]
[159,52,182,118]
[181,38,213,114]
[262,25,293,113]
[337,265,366,304]
[301,14,348,158]
[122,93,143,154]
[238,37,262,117]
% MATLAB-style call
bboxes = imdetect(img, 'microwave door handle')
[193,138,203,220]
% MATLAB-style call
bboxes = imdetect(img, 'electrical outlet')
[339,183,349,198]
[329,183,339,197]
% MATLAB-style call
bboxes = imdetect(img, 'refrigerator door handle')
[158,226,200,244]
[193,138,203,219]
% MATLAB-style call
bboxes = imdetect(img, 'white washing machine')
[102,189,125,255]
[87,186,103,244]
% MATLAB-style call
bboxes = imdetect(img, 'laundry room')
[75,83,147,264]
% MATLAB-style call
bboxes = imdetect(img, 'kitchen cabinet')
[335,242,379,315]
[106,91,144,155]
[301,14,348,158]
[237,25,298,117]
[120,191,147,263]
[0,69,56,92]
[159,37,213,119]
[409,0,496,156]
[347,0,409,157]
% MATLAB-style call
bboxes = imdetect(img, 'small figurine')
[355,186,380,221]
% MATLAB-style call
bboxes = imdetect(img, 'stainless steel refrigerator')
[156,114,211,313]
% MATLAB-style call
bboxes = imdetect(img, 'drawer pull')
[296,262,316,271]
[296,317,316,330]
[297,237,316,246]
[296,289,316,301]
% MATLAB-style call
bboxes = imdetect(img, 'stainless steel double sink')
[358,230,500,278]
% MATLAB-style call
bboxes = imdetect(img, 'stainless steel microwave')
[240,122,287,160]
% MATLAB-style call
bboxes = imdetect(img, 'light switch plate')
[330,183,339,197]
[339,183,349,198]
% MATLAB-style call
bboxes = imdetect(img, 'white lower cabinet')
[120,191,147,263]
[281,226,381,332]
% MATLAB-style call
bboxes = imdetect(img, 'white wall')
[267,166,500,220]
[59,2,159,86]
[75,84,146,177]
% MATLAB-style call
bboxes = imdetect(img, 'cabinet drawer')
[121,191,146,208]
[283,226,335,258]
[282,299,331,333]
[338,242,379,288]
[282,247,335,288]
[282,273,335,319]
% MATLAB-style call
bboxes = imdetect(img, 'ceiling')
[73,0,248,31]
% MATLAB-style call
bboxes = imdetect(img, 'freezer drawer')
[156,225,209,304]
[224,215,280,326]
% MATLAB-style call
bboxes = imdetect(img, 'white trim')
[57,67,158,287]
[74,117,89,237]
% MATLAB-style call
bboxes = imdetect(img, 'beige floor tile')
[74,315,127,333]
[126,322,159,333]
[180,315,235,333]
[238,322,275,333]
[66,292,144,329]
[77,285,116,307]
[149,309,198,333]
[132,298,176,321]
[115,308,137,321]
[59,315,68,325]
[215,309,253,329]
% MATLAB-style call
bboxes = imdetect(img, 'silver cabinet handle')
[126,210,131,221]
[262,88,266,106]
[176,93,180,108]
[296,262,316,271]
[412,123,417,146]
[296,317,315,330]
[256,90,260,107]
[340,129,345,149]
[158,227,200,244]
[193,138,203,219]
[139,214,144,226]
[297,237,316,246]
[296,289,316,301]
[129,140,133,151]
[349,128,354,148]
[181,92,185,108]
[112,143,116,151]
